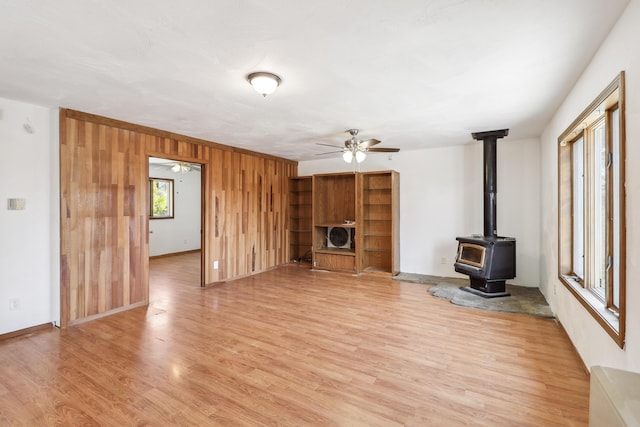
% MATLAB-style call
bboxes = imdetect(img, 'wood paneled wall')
[60,109,297,326]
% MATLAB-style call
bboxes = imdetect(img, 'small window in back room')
[149,177,174,219]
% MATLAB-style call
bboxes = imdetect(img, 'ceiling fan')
[149,157,201,173]
[170,161,199,174]
[316,129,400,163]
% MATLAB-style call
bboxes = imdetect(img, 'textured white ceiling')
[0,0,629,161]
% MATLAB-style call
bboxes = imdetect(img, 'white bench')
[590,366,640,426]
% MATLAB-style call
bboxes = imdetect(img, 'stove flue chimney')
[471,129,509,239]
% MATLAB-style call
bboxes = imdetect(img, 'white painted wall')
[148,163,201,256]
[0,97,57,334]
[540,0,639,371]
[299,135,541,286]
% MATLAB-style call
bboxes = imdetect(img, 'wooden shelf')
[364,188,392,192]
[315,223,356,228]
[315,247,356,256]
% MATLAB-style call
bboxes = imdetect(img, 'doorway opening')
[148,156,204,296]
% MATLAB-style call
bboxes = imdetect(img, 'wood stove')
[454,129,516,296]
[455,235,516,293]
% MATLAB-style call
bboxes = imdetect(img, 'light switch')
[7,198,26,210]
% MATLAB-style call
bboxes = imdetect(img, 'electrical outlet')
[213,260,219,269]
[9,298,19,311]
[440,256,447,264]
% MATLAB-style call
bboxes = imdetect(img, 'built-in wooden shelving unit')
[360,171,400,275]
[308,170,399,276]
[312,172,358,273]
[289,176,313,262]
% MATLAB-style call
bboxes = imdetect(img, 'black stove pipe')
[471,129,509,239]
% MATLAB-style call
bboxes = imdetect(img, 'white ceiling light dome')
[247,72,281,97]
[342,150,353,163]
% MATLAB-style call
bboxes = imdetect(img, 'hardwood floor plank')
[0,253,589,426]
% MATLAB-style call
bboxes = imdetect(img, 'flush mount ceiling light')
[247,72,281,97]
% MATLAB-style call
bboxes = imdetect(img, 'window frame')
[557,71,626,348]
[149,177,175,220]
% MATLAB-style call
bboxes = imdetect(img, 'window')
[149,178,174,219]
[558,72,626,348]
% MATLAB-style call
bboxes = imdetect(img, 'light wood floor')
[0,252,589,426]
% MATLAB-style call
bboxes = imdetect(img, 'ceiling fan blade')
[317,143,345,149]
[316,150,344,155]
[358,139,381,148]
[367,147,400,152]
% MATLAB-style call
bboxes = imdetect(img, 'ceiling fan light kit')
[342,148,366,163]
[247,72,281,97]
